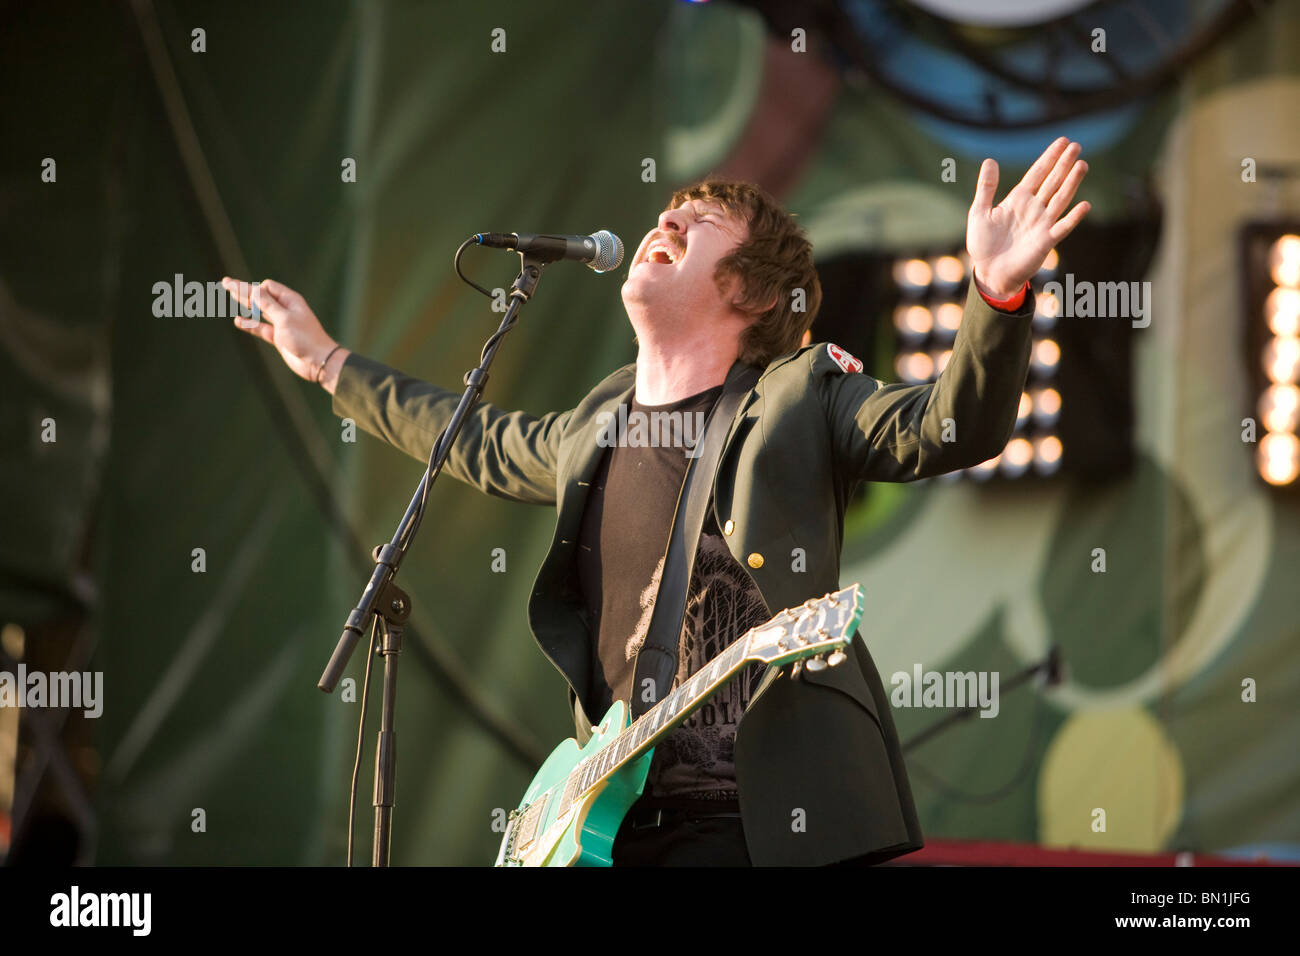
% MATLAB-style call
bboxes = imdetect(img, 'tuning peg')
[805,656,828,673]
[828,650,847,667]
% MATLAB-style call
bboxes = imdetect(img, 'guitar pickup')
[514,794,549,851]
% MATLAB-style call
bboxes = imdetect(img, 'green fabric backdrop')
[1,0,1296,864]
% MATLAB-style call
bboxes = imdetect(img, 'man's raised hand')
[966,137,1091,300]
[222,277,349,390]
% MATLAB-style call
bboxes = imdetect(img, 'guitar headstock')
[742,585,864,669]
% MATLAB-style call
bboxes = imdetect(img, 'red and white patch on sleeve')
[826,343,864,374]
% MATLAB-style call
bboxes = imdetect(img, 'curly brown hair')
[667,178,822,367]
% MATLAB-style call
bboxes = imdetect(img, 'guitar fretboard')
[561,637,755,809]
[502,586,862,864]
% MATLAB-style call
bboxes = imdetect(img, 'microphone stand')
[317,251,549,866]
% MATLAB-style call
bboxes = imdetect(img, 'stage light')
[1260,384,1300,433]
[893,257,932,295]
[1266,288,1300,336]
[1240,221,1300,489]
[887,244,1107,484]
[893,303,933,341]
[1000,437,1033,477]
[878,228,1139,487]
[1258,431,1300,486]
[931,254,965,290]
[1031,387,1062,427]
[1268,234,1300,288]
[1033,290,1060,331]
[1263,336,1300,383]
[896,350,934,383]
[824,233,1139,495]
[934,301,963,339]
[1031,338,1061,375]
[1033,435,1064,475]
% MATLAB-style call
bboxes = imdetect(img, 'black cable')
[455,235,498,300]
[346,617,379,867]
[458,235,524,369]
[906,698,1048,806]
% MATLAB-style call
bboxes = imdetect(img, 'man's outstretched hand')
[222,276,350,392]
[967,137,1091,300]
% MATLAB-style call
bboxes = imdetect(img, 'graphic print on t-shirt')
[624,521,770,799]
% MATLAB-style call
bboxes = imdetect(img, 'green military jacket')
[332,281,1035,866]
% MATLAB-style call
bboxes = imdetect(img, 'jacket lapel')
[716,358,762,459]
[531,366,635,706]
[556,369,635,524]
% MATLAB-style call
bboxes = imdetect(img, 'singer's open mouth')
[644,239,681,266]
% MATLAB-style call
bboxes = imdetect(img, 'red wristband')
[978,280,1029,312]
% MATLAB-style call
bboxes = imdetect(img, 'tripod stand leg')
[372,618,402,867]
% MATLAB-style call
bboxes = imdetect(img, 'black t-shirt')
[576,385,769,800]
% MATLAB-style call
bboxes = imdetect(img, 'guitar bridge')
[506,793,550,860]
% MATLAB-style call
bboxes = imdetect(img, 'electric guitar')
[494,584,865,866]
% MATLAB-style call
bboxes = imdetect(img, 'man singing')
[223,137,1089,866]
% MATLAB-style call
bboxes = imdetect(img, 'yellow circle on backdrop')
[1038,707,1184,853]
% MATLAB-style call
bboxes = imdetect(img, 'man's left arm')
[824,284,1034,481]
[825,137,1091,483]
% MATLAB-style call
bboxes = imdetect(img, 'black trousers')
[611,816,751,866]
[610,814,882,866]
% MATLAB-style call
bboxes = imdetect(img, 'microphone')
[473,230,624,273]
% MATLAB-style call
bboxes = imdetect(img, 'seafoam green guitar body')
[496,700,651,866]
[494,585,864,867]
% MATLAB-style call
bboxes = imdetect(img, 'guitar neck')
[571,639,752,796]
[557,585,863,807]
